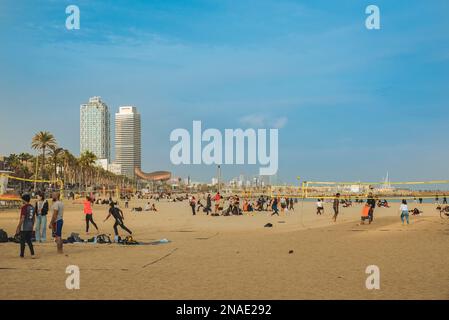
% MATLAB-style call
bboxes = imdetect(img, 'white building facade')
[80,97,111,161]
[115,106,141,179]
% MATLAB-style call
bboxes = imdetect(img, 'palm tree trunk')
[41,147,45,180]
[34,156,39,192]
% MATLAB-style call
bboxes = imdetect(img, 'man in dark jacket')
[366,193,376,224]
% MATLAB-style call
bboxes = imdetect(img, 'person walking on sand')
[49,192,64,254]
[271,197,279,216]
[214,192,221,214]
[16,194,36,258]
[84,196,98,234]
[366,193,376,224]
[400,199,409,225]
[105,202,132,242]
[34,192,49,242]
[332,193,340,222]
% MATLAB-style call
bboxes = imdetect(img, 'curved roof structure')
[134,167,171,182]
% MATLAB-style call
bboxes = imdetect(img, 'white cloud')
[239,114,288,129]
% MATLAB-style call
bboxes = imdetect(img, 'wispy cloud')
[239,114,288,129]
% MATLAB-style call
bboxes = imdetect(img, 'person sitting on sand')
[410,208,422,215]
[150,203,157,212]
[144,202,151,211]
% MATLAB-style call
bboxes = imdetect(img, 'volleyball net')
[0,174,135,200]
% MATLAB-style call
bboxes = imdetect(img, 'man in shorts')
[16,194,36,258]
[49,192,64,254]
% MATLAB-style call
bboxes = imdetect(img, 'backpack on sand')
[0,229,8,243]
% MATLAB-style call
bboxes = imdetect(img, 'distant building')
[95,159,109,171]
[115,106,141,179]
[80,97,111,161]
[108,162,122,176]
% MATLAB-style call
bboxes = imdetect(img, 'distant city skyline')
[1,0,449,184]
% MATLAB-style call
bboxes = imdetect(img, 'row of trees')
[3,131,135,191]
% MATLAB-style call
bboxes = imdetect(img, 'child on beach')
[400,199,409,225]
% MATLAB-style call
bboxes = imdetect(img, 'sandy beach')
[1,199,448,300]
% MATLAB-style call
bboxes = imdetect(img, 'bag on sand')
[361,205,370,218]
[122,236,138,245]
[0,229,8,243]
[96,234,111,244]
[67,233,83,243]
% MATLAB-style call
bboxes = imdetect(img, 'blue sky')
[1,0,448,184]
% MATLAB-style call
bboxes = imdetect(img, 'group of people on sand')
[82,195,133,242]
[315,192,422,226]
[187,193,296,217]
[14,192,135,258]
[15,192,64,258]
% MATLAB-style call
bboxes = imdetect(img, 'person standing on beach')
[271,198,279,216]
[49,192,64,254]
[332,193,340,222]
[400,199,409,225]
[205,194,212,215]
[105,202,132,242]
[316,199,324,215]
[34,192,48,242]
[16,194,35,258]
[84,196,98,234]
[366,193,376,224]
[288,198,294,211]
[190,196,197,215]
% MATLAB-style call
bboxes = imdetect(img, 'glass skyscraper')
[115,106,141,179]
[80,97,111,161]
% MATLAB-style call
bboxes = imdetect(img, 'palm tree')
[78,151,97,190]
[31,131,57,180]
[18,153,34,170]
[48,146,63,180]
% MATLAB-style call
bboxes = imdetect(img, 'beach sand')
[0,199,448,300]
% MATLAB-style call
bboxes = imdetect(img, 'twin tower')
[80,97,141,179]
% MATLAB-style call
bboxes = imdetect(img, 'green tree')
[31,131,57,180]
